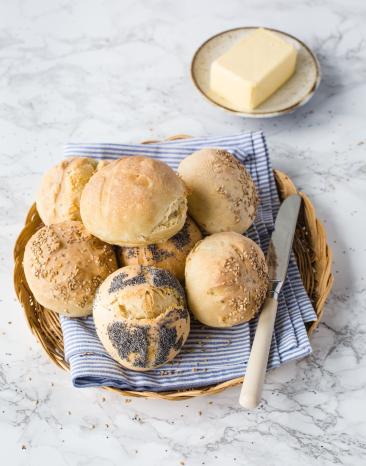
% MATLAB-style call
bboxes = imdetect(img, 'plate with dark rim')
[191,27,321,118]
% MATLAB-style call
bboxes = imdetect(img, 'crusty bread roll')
[178,148,258,234]
[119,216,202,281]
[93,265,190,371]
[36,157,98,225]
[23,221,118,317]
[185,232,268,327]
[80,156,187,247]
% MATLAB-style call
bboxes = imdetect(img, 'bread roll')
[178,148,258,234]
[185,232,268,327]
[36,157,98,225]
[119,216,202,281]
[93,265,190,371]
[80,156,187,246]
[23,221,118,317]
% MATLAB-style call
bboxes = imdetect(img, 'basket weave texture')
[13,135,334,400]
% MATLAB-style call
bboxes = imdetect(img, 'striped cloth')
[60,132,317,391]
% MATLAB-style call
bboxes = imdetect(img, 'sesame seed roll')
[178,148,258,234]
[185,232,268,327]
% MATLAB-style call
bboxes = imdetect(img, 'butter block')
[210,28,297,111]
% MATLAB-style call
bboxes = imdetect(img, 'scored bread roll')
[80,156,188,247]
[93,265,190,371]
[178,148,258,234]
[119,216,202,281]
[36,157,98,225]
[185,232,268,327]
[23,221,118,317]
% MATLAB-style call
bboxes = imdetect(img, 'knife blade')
[267,194,302,297]
[239,194,301,409]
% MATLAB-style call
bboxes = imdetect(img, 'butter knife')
[239,194,301,409]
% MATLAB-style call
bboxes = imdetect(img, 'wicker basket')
[13,136,334,400]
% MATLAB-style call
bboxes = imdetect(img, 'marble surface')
[1,0,365,464]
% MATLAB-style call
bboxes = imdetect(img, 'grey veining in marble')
[1,0,365,465]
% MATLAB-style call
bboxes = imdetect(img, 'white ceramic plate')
[191,27,321,118]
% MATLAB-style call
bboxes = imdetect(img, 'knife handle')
[239,297,278,409]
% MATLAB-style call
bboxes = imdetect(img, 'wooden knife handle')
[239,297,278,409]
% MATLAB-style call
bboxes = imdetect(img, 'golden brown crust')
[119,216,202,281]
[185,232,268,327]
[80,156,188,246]
[178,148,258,234]
[93,265,190,371]
[36,157,98,225]
[23,221,118,317]
[96,159,112,171]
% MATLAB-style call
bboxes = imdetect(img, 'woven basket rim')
[13,136,334,400]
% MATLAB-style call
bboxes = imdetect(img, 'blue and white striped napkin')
[60,132,317,391]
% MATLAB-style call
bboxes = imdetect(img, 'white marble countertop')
[1,0,365,464]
